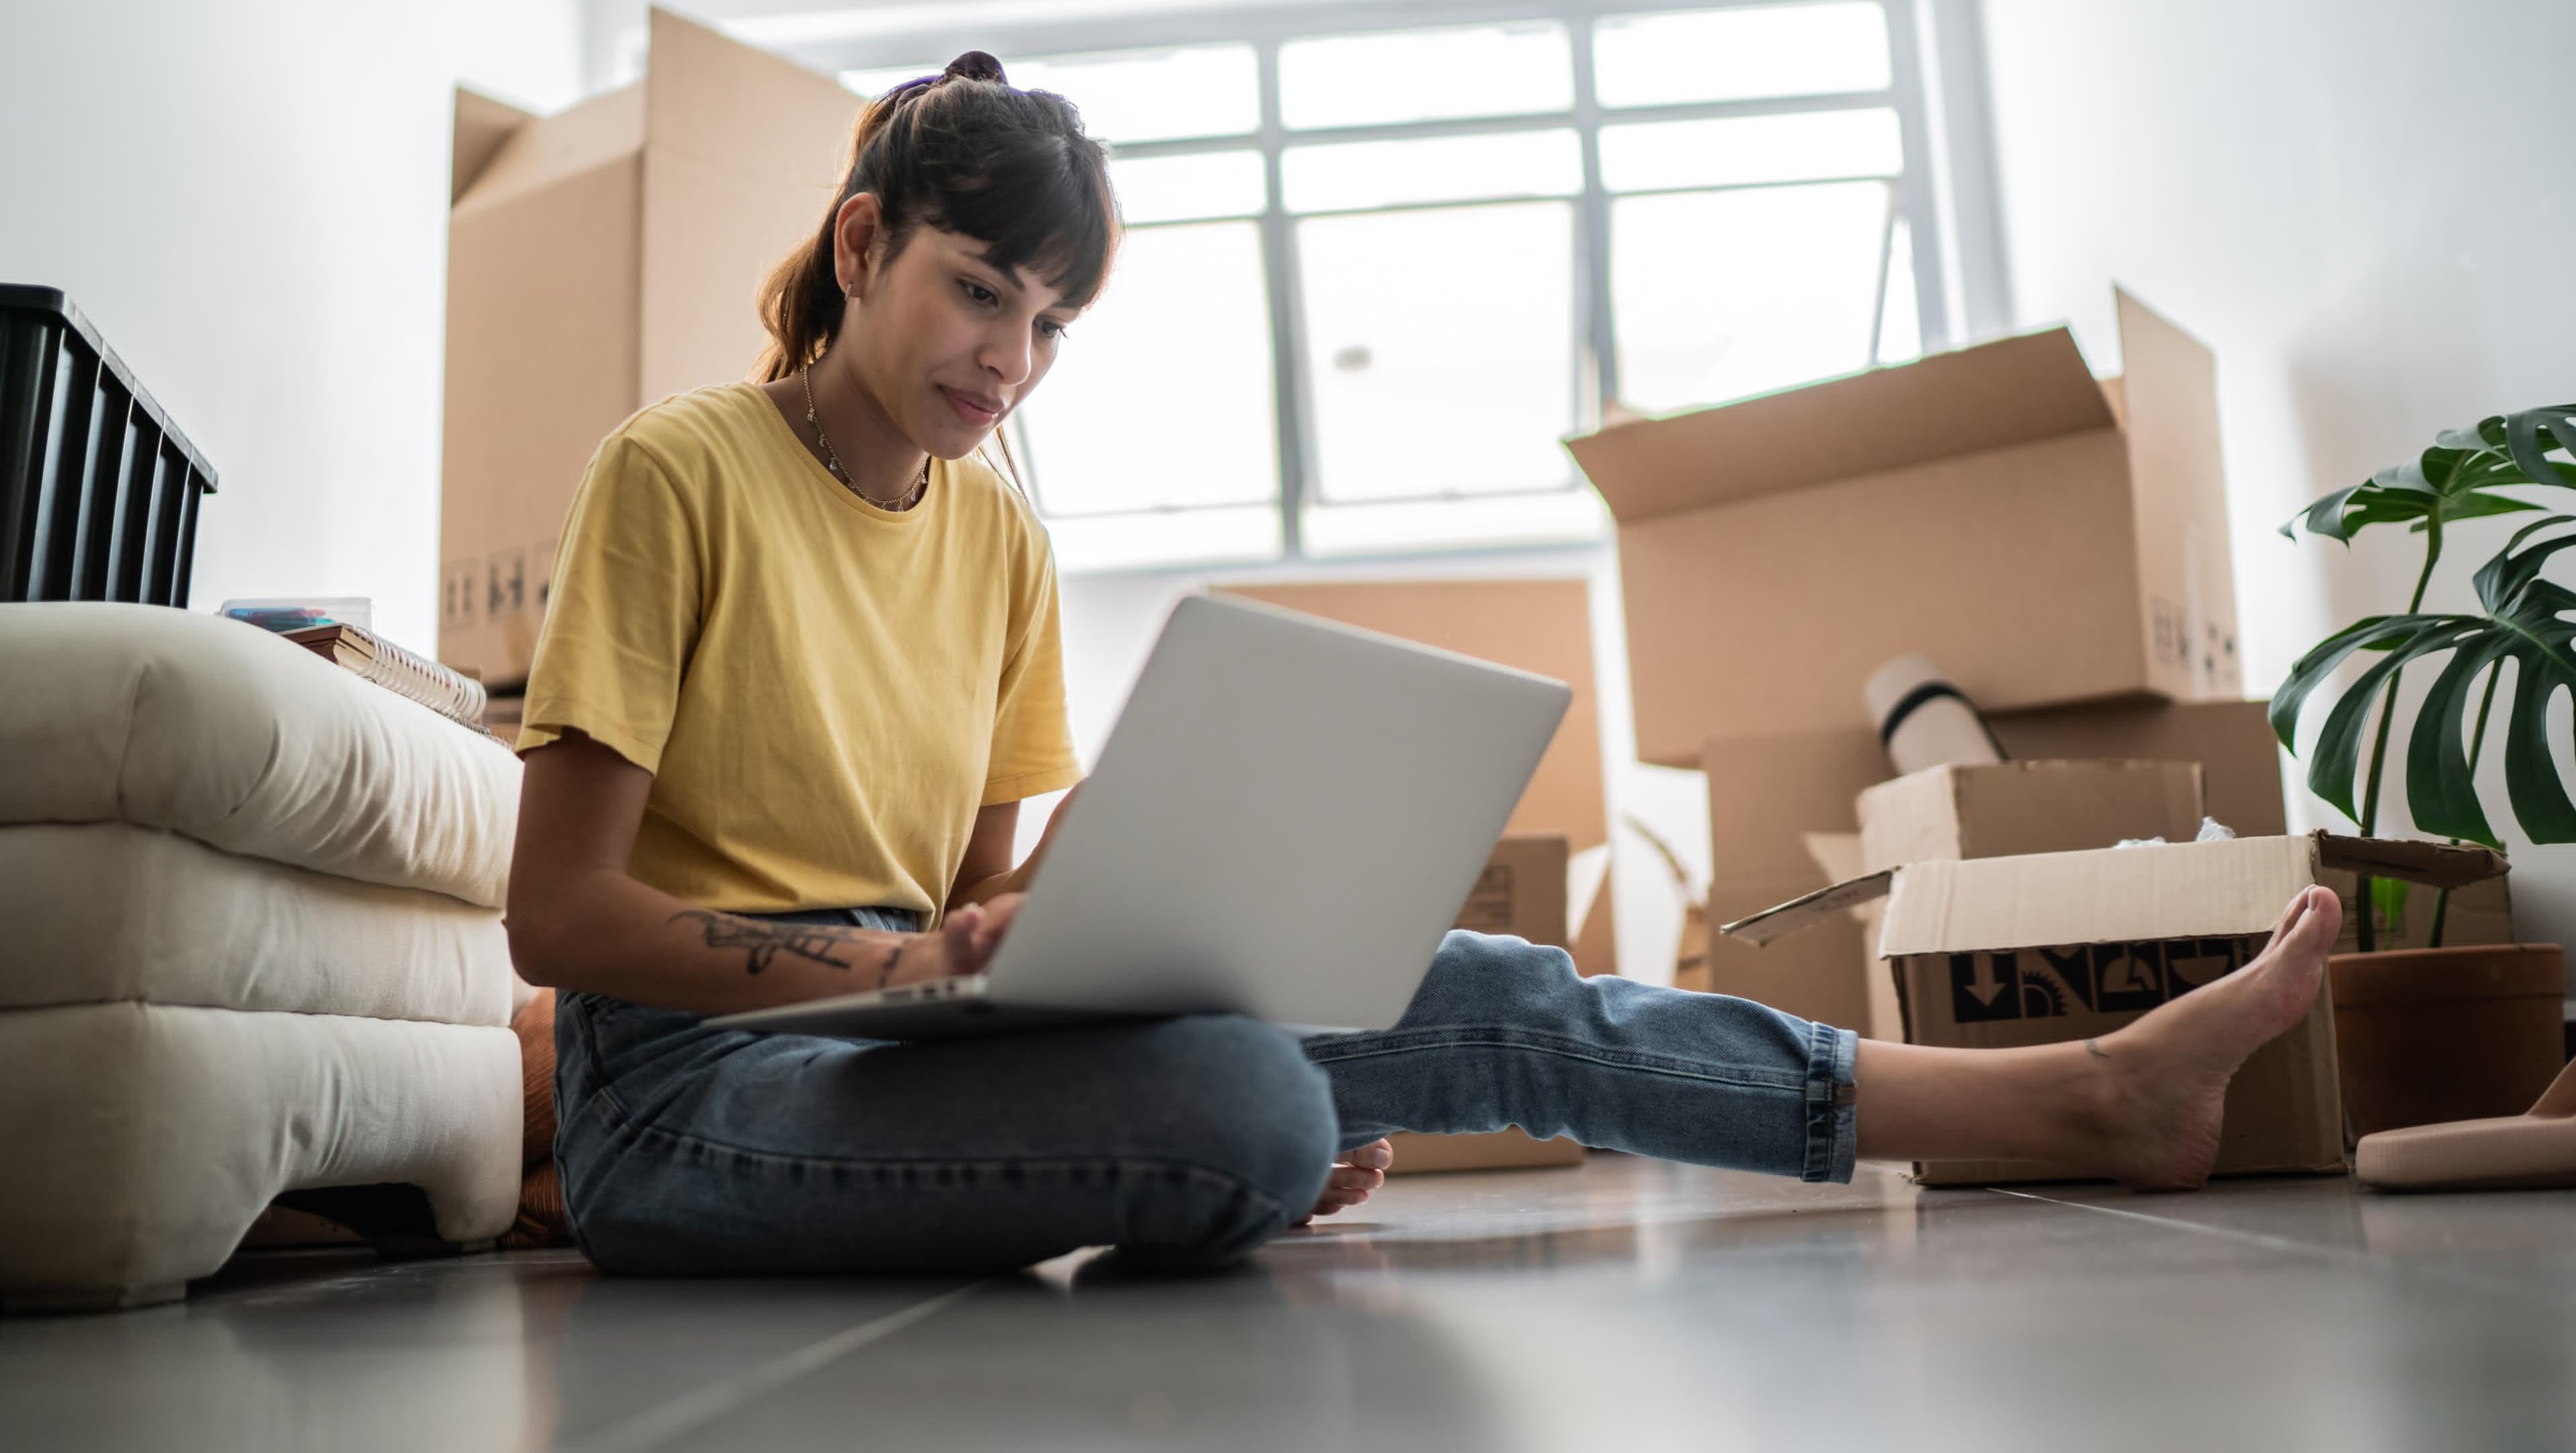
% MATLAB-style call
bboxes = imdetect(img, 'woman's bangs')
[951,142,1117,311]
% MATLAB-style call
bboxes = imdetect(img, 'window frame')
[790,0,1982,567]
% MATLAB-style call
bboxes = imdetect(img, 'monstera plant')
[2273,404,2576,950]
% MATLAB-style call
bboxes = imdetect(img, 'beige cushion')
[0,1003,519,1309]
[0,603,518,908]
[0,823,511,1027]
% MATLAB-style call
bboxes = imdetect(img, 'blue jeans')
[554,907,1859,1274]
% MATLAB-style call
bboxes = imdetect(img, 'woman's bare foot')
[2071,885,2343,1189]
[1295,1139,1393,1225]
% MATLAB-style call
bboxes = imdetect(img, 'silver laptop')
[708,593,1571,1041]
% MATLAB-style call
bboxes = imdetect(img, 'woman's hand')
[1296,1138,1394,1225]
[890,894,1025,987]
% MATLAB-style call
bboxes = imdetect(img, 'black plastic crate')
[0,285,218,606]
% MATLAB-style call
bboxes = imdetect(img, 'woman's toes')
[1340,1139,1394,1172]
[2232,885,2340,1036]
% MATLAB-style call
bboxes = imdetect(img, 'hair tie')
[942,50,1008,85]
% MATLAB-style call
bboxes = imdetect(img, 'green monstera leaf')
[2281,404,2576,544]
[2272,518,2576,850]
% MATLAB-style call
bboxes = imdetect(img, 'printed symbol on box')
[487,547,526,618]
[2152,600,2183,664]
[1950,952,2022,1023]
[442,560,478,625]
[2166,937,2248,996]
[2092,940,2168,1013]
[2022,945,2095,1017]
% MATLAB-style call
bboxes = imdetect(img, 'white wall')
[0,0,585,652]
[1977,0,2576,950]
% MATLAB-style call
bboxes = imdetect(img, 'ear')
[831,193,886,298]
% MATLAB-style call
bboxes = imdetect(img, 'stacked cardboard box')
[1566,288,2300,1037]
[440,9,857,684]
[1728,832,2513,1185]
[1691,697,2516,1040]
[1570,289,2241,764]
[1697,699,2295,1037]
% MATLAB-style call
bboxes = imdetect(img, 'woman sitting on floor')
[503,53,2346,1275]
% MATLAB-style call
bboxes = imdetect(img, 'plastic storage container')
[1,285,218,606]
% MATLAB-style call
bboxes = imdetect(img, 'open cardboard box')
[1723,832,2512,1185]
[1700,698,2287,1034]
[440,8,857,684]
[1849,758,2207,1042]
[1572,288,2240,764]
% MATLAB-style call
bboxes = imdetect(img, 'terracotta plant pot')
[2329,943,2568,1140]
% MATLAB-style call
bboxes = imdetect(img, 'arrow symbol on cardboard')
[1966,956,2004,1006]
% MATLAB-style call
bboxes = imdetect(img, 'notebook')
[283,623,489,734]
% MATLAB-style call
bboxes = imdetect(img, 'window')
[818,3,1960,571]
[1009,221,1282,568]
[1298,202,1578,505]
[1278,23,1573,128]
[1591,2,1891,105]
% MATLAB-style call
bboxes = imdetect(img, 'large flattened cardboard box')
[1386,834,1587,1174]
[1700,698,2285,1034]
[1219,579,1617,978]
[1727,833,2514,1186]
[440,8,857,685]
[1571,288,2241,766]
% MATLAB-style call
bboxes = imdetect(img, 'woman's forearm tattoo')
[671,911,905,985]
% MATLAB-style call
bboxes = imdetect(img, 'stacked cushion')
[0,603,517,904]
[0,605,524,1309]
[0,824,509,1024]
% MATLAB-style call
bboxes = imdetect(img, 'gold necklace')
[802,366,928,511]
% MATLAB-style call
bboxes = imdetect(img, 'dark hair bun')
[943,51,1008,85]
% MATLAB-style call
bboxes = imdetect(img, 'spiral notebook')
[283,623,488,734]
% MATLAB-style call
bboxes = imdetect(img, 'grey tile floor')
[7,1155,2574,1452]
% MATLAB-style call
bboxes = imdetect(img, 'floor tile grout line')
[555,1281,991,1453]
[1983,1188,2386,1265]
[1983,1187,2559,1306]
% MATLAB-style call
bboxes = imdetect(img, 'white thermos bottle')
[1864,654,2005,775]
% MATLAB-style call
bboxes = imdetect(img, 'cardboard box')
[1220,579,1617,977]
[1571,288,2240,765]
[1699,699,2286,1034]
[1702,728,1889,1030]
[1858,760,2205,874]
[1988,695,2288,840]
[1851,758,2206,1041]
[1450,835,1571,947]
[1388,834,1587,1174]
[440,9,857,684]
[1725,833,2514,1185]
[2316,870,2514,956]
[1386,1126,1585,1174]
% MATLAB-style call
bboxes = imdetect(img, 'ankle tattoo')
[2085,1038,2111,1060]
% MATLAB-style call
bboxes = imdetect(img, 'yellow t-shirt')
[517,381,1082,919]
